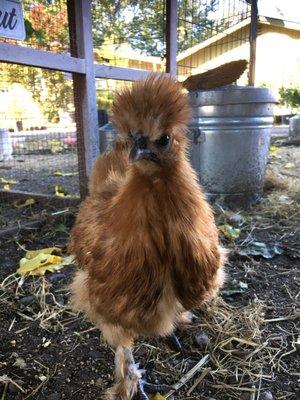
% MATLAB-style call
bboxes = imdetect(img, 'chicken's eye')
[128,132,133,140]
[157,133,170,147]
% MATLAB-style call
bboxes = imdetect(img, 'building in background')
[177,14,300,91]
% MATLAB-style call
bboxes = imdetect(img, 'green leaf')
[222,280,248,297]
[219,224,241,240]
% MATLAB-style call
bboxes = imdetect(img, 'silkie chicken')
[69,74,226,400]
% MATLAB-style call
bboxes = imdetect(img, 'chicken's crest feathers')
[111,74,191,142]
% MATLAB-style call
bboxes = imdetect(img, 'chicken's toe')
[168,332,182,352]
[136,380,170,400]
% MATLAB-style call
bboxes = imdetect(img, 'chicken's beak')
[129,136,159,163]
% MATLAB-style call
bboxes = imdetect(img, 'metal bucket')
[188,86,277,207]
[99,122,117,152]
[0,128,13,162]
[289,114,300,143]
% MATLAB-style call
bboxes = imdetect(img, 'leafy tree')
[0,0,229,120]
[279,88,300,112]
[91,0,220,56]
[0,0,72,123]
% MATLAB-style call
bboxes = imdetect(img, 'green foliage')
[92,0,220,56]
[2,0,224,121]
[278,87,300,111]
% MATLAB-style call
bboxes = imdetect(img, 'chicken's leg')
[105,346,170,400]
[105,346,140,399]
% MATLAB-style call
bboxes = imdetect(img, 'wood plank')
[0,42,85,73]
[94,64,151,81]
[249,0,258,86]
[67,0,99,197]
[166,0,178,76]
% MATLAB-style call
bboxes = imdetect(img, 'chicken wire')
[91,0,167,72]
[0,0,254,231]
[0,65,80,231]
[177,0,251,80]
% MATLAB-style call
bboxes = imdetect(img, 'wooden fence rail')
[0,0,178,197]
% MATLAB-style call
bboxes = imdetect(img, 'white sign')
[0,0,26,40]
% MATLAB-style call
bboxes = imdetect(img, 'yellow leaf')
[53,171,76,177]
[269,146,279,157]
[55,185,70,197]
[3,183,10,191]
[0,177,18,184]
[284,162,295,169]
[13,198,36,209]
[17,250,75,276]
[219,224,241,240]
[26,247,62,260]
[151,394,166,400]
[17,253,62,276]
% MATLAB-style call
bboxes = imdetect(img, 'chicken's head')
[111,74,191,170]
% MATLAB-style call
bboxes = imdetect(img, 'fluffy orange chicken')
[69,74,225,400]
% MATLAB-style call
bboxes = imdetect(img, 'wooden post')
[249,0,258,86]
[166,0,178,76]
[67,0,99,197]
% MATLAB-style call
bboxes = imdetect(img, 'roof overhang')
[177,16,300,62]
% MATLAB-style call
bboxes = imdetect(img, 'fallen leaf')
[3,183,10,191]
[55,185,70,197]
[13,357,27,370]
[238,241,283,259]
[284,162,295,169]
[269,146,279,157]
[219,224,241,240]
[151,394,166,400]
[13,198,35,209]
[17,253,63,276]
[60,254,76,266]
[17,249,75,276]
[26,247,62,260]
[0,164,12,170]
[222,280,248,297]
[53,171,76,177]
[0,177,18,184]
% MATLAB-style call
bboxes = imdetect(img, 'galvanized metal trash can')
[0,128,13,162]
[188,86,277,207]
[289,114,300,143]
[99,122,117,153]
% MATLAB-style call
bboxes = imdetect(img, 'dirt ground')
[0,142,299,400]
[0,153,80,197]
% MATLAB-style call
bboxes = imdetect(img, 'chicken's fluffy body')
[69,74,225,398]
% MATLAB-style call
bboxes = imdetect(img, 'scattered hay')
[264,171,291,193]
[181,298,297,399]
[0,273,76,332]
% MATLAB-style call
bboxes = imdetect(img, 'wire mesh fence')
[91,0,166,72]
[0,0,255,232]
[177,0,251,81]
[0,61,80,231]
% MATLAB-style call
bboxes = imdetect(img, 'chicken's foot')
[137,380,170,400]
